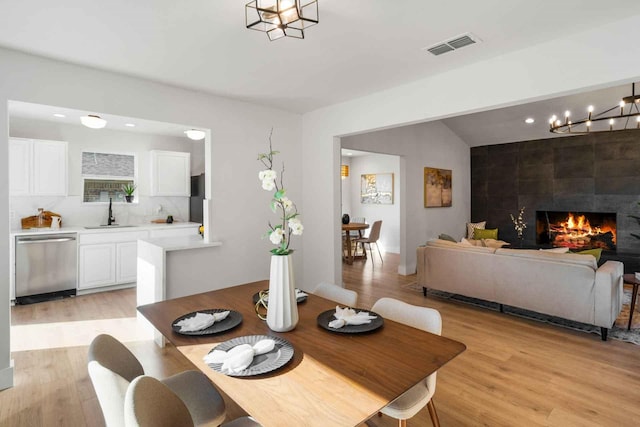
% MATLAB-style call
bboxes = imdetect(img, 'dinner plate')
[251,289,308,305]
[317,308,384,334]
[171,309,242,336]
[206,335,294,377]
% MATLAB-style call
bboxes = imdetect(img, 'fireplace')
[536,211,617,251]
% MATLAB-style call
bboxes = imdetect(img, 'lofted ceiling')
[1,1,639,145]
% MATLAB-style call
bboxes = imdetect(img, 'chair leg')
[427,399,441,427]
[374,242,383,263]
[399,419,407,427]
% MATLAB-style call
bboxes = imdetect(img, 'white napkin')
[174,311,230,332]
[328,306,378,329]
[204,339,276,374]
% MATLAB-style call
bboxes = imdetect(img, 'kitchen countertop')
[10,222,202,237]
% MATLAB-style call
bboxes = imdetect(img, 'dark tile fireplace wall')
[471,130,640,264]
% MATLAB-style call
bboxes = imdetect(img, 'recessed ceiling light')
[125,123,136,127]
[345,152,353,156]
[525,118,535,124]
[53,113,66,118]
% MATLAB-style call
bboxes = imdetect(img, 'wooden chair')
[370,298,442,427]
[125,375,262,427]
[313,282,358,307]
[355,220,383,264]
[88,334,225,427]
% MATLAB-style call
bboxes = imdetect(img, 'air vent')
[424,32,481,56]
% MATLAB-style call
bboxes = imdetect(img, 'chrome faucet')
[108,198,116,225]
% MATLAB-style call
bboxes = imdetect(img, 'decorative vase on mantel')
[266,254,299,332]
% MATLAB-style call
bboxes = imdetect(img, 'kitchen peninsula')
[136,232,222,344]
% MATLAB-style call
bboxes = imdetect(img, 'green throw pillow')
[573,248,602,263]
[438,233,457,242]
[474,228,498,240]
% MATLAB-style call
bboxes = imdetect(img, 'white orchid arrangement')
[258,130,303,255]
[510,206,527,239]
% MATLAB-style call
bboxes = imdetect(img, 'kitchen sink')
[84,225,137,229]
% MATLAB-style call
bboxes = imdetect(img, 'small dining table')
[137,280,466,427]
[342,222,369,264]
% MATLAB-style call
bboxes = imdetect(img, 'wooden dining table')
[137,280,466,427]
[342,222,369,264]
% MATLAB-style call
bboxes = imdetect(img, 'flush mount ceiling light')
[549,82,640,134]
[184,129,206,141]
[80,114,107,129]
[245,0,319,41]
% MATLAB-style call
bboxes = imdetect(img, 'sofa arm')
[594,260,624,327]
[416,246,427,286]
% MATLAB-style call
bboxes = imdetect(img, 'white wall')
[0,47,302,389]
[342,153,401,254]
[343,123,468,265]
[9,118,194,228]
[301,14,640,288]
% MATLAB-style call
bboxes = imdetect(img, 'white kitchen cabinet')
[79,244,116,289]
[9,138,67,196]
[150,150,190,196]
[148,225,199,238]
[78,230,148,291]
[116,241,138,283]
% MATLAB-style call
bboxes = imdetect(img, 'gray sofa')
[416,239,624,340]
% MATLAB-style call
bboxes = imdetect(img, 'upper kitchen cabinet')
[9,138,68,196]
[150,150,190,196]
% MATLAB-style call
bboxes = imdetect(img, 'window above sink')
[81,151,137,203]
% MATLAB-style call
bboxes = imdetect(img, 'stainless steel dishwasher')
[15,233,77,304]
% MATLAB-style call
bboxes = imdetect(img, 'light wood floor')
[2,253,640,426]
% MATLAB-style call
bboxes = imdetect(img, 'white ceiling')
[1,1,639,144]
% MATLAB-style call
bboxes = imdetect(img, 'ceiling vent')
[425,33,481,56]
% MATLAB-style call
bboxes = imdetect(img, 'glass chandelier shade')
[246,0,319,41]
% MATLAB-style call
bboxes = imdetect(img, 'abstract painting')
[360,173,394,205]
[424,167,452,207]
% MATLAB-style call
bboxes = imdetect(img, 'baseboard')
[0,360,15,390]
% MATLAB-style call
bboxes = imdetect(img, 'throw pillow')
[466,221,486,239]
[482,238,509,248]
[540,247,570,253]
[474,228,498,240]
[438,233,457,242]
[573,248,602,263]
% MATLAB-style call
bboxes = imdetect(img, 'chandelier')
[245,0,319,41]
[549,83,640,134]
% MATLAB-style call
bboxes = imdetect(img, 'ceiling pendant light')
[549,82,640,134]
[245,0,319,41]
[184,129,206,141]
[80,114,107,129]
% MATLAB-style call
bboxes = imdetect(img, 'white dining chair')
[88,334,226,427]
[370,298,443,427]
[125,375,262,427]
[313,282,358,307]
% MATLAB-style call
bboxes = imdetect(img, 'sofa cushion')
[438,233,457,242]
[482,238,510,248]
[427,239,497,253]
[474,228,498,240]
[466,221,486,239]
[495,248,597,270]
[573,248,603,263]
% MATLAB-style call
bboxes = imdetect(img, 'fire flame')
[553,213,616,246]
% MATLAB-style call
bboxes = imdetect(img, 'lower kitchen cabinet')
[116,241,138,283]
[79,244,116,289]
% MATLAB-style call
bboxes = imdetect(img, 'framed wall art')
[360,173,394,205]
[424,167,452,208]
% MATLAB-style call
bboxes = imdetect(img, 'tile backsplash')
[10,195,189,230]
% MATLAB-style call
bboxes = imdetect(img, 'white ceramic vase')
[266,254,299,332]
